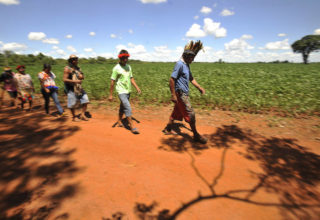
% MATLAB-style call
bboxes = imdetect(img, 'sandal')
[80,114,89,121]
[131,127,140,134]
[72,117,81,122]
[162,124,173,135]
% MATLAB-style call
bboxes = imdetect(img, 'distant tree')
[291,35,320,64]
[36,53,46,62]
[97,56,107,64]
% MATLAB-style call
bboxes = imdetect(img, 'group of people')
[0,44,207,144]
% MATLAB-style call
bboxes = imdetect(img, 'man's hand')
[75,80,82,84]
[108,94,113,101]
[45,88,50,93]
[171,95,177,103]
[199,87,205,95]
[136,88,141,94]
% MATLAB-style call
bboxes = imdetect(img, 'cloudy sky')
[0,0,319,62]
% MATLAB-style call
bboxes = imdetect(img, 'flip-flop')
[131,127,140,134]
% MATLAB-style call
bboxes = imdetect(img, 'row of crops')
[22,62,320,116]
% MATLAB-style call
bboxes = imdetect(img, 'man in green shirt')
[108,50,141,134]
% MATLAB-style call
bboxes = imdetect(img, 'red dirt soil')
[1,98,320,220]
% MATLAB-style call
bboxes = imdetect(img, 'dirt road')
[1,101,320,219]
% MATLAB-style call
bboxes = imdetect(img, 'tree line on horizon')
[0,34,319,66]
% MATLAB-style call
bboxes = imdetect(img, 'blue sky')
[0,0,319,62]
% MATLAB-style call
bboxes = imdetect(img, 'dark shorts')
[170,92,195,123]
[8,91,17,98]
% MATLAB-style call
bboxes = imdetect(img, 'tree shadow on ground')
[0,107,81,219]
[133,125,320,219]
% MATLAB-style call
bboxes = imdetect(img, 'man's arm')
[108,80,115,101]
[130,78,141,94]
[63,67,81,84]
[191,79,205,95]
[169,77,177,103]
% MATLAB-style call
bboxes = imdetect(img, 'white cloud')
[200,6,212,14]
[314,29,320,35]
[203,18,227,38]
[42,38,59,44]
[28,32,46,41]
[264,39,290,50]
[278,33,287,37]
[98,52,113,58]
[0,0,19,5]
[129,29,133,34]
[56,49,66,56]
[140,0,167,4]
[66,34,73,39]
[89,32,96,36]
[220,9,235,16]
[116,43,147,60]
[241,34,253,40]
[185,18,227,39]
[110,34,117,38]
[1,42,27,51]
[186,24,206,38]
[52,46,59,50]
[84,48,93,53]
[67,45,77,53]
[194,15,199,20]
[225,37,254,51]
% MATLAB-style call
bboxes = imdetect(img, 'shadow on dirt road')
[0,107,81,219]
[130,124,320,220]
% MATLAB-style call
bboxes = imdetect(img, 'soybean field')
[25,62,320,116]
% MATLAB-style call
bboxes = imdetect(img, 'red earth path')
[1,99,320,220]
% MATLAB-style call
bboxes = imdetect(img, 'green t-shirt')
[111,63,133,94]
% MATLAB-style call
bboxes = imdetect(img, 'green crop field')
[13,62,320,116]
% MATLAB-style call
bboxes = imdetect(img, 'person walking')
[14,65,35,110]
[163,41,207,144]
[38,64,64,116]
[0,67,17,107]
[108,50,141,134]
[63,55,90,121]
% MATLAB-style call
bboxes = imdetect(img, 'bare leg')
[189,121,207,144]
[79,104,89,121]
[117,111,124,126]
[70,108,76,117]
[163,118,174,134]
[0,89,5,107]
[28,100,33,110]
[127,116,133,130]
[189,121,199,136]
[127,116,139,134]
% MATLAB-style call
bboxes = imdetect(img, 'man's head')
[4,67,11,73]
[16,65,25,73]
[182,50,196,64]
[68,54,78,66]
[118,50,130,65]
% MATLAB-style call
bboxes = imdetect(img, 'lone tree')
[291,35,320,64]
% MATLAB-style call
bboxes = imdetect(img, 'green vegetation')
[1,52,319,116]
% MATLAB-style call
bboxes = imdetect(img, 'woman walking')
[38,64,64,116]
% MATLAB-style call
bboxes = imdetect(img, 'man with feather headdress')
[163,40,207,144]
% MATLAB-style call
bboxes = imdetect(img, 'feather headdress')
[184,40,204,56]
